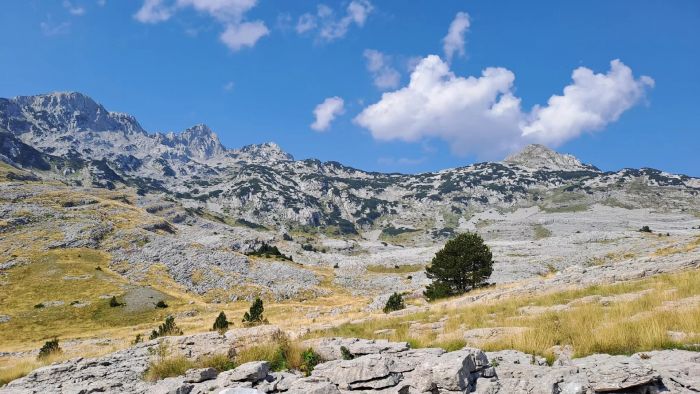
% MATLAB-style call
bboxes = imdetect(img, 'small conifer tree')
[242,297,264,325]
[213,311,229,333]
[149,315,183,340]
[383,292,405,313]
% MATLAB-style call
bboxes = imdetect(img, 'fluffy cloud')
[311,97,345,131]
[296,0,373,41]
[134,0,268,50]
[355,56,653,158]
[443,12,470,62]
[134,0,172,23]
[220,21,269,50]
[363,49,400,90]
[522,59,655,145]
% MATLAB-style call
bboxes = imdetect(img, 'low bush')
[37,338,62,360]
[155,300,168,309]
[340,346,354,360]
[383,292,405,314]
[149,315,183,340]
[300,348,321,376]
[109,296,124,307]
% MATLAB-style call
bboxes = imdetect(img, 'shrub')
[424,232,493,301]
[132,334,143,345]
[242,298,265,325]
[246,243,292,260]
[34,303,45,309]
[213,311,229,333]
[149,315,183,340]
[198,353,235,372]
[234,334,309,373]
[383,292,405,314]
[144,343,192,381]
[639,226,652,233]
[95,266,102,271]
[155,300,168,309]
[340,346,354,360]
[37,338,61,360]
[109,296,124,307]
[300,348,321,376]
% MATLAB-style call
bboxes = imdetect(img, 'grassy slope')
[308,269,700,362]
[0,249,192,349]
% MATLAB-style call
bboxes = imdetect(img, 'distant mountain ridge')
[1,92,698,237]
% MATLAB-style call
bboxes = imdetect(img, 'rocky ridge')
[1,92,698,236]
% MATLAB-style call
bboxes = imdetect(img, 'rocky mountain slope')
[2,92,698,238]
[1,91,700,302]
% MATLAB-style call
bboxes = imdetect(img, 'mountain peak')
[158,124,226,162]
[504,144,597,172]
[233,142,294,163]
[7,91,146,135]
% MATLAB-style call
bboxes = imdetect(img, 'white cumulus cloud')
[295,0,373,42]
[443,12,470,62]
[220,21,269,50]
[522,59,655,145]
[134,0,268,51]
[355,56,653,159]
[363,49,400,90]
[134,0,172,23]
[311,97,345,132]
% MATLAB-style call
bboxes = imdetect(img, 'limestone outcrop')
[3,334,699,394]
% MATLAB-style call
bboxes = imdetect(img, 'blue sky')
[1,1,699,175]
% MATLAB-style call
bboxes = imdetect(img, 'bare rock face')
[7,336,698,394]
[504,144,597,172]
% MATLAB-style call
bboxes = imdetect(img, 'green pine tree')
[242,297,264,325]
[149,315,183,340]
[212,311,229,333]
[424,232,493,301]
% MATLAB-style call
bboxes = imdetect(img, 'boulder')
[301,337,409,361]
[220,362,270,384]
[183,367,218,383]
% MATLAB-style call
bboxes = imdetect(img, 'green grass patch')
[366,264,424,274]
[533,224,552,240]
[540,204,589,213]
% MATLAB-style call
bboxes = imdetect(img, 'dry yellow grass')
[0,248,198,351]
[366,264,424,274]
[654,236,700,257]
[308,269,700,361]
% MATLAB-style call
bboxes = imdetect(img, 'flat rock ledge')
[2,335,699,394]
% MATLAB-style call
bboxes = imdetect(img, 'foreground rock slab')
[2,336,699,393]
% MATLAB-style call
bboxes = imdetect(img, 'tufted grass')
[0,352,66,386]
[307,269,700,361]
[366,264,424,274]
